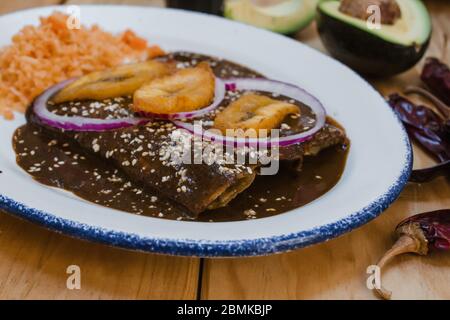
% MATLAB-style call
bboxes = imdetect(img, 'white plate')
[0,5,411,257]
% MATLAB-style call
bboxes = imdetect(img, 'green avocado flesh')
[224,0,319,34]
[319,0,431,46]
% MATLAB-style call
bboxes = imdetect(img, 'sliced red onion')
[173,78,326,147]
[135,77,226,120]
[33,79,149,131]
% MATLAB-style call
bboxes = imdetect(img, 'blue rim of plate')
[0,130,412,257]
[0,5,413,257]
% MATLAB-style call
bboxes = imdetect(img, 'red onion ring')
[136,77,226,120]
[173,78,326,147]
[33,79,149,131]
[34,77,226,131]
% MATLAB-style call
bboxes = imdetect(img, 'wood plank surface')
[0,211,199,299]
[0,0,63,15]
[201,0,450,300]
[65,0,164,6]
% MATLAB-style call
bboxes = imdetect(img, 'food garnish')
[214,94,299,137]
[388,93,450,182]
[33,79,148,131]
[32,69,326,138]
[374,210,450,300]
[173,78,326,147]
[133,62,216,114]
[52,60,175,103]
[134,78,226,120]
[0,12,164,119]
[421,58,450,106]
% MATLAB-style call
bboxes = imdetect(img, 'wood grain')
[0,1,63,15]
[65,0,165,6]
[0,211,199,299]
[201,0,450,300]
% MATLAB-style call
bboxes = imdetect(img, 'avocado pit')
[339,0,401,25]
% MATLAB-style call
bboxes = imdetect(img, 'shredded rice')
[0,12,165,119]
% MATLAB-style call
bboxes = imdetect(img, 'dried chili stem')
[375,235,424,300]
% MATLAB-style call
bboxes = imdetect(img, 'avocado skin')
[317,10,430,77]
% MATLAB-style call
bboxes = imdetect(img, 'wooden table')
[0,0,449,300]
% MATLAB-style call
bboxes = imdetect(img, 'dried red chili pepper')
[404,86,450,119]
[410,161,450,182]
[375,209,450,299]
[421,58,450,106]
[388,94,450,182]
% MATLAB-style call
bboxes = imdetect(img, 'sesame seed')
[244,209,256,216]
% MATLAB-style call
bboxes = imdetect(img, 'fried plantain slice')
[52,60,175,103]
[214,94,299,137]
[132,62,215,114]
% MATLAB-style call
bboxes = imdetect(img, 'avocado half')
[317,0,432,77]
[225,0,319,35]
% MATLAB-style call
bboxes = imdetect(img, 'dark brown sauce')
[201,145,348,221]
[12,52,349,222]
